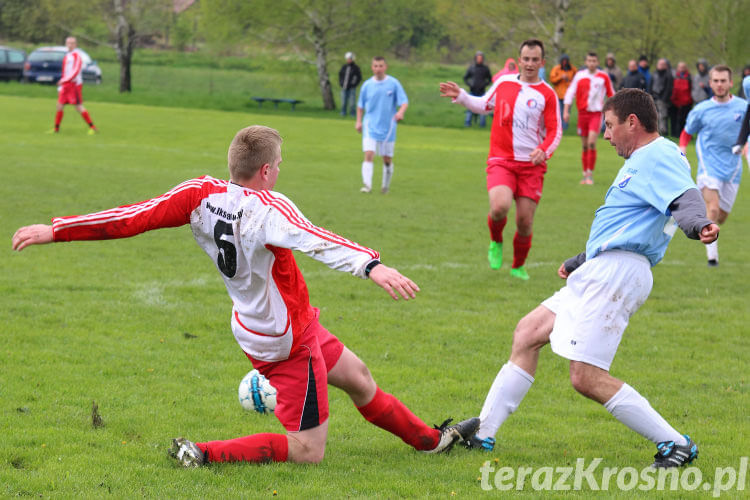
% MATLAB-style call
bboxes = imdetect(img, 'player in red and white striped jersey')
[50,37,97,134]
[440,39,562,281]
[12,125,479,466]
[563,52,615,184]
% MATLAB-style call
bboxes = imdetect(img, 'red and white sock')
[357,387,439,451]
[512,232,532,268]
[197,433,288,463]
[488,215,507,243]
[589,149,597,172]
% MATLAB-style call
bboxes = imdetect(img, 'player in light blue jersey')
[680,65,746,266]
[355,56,408,194]
[731,74,750,162]
[466,89,719,468]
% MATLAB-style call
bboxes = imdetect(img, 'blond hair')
[227,125,282,181]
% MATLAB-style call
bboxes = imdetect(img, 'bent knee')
[288,439,326,464]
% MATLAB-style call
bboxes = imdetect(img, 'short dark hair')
[519,39,545,59]
[587,51,598,59]
[372,56,386,63]
[602,89,657,133]
[710,64,732,80]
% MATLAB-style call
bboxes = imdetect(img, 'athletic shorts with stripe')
[58,83,82,105]
[577,110,602,136]
[246,317,344,432]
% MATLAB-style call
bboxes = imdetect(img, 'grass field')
[1,94,749,498]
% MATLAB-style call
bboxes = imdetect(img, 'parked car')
[24,46,102,84]
[0,45,27,81]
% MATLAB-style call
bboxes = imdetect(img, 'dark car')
[0,46,27,81]
[24,46,102,84]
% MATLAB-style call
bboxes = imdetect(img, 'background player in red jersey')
[50,36,97,135]
[439,39,562,281]
[12,125,478,466]
[563,52,615,185]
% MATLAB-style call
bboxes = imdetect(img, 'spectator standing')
[650,58,674,136]
[549,54,577,131]
[339,52,362,117]
[463,51,493,127]
[605,53,623,90]
[691,59,712,104]
[492,58,518,82]
[622,60,648,90]
[670,61,693,137]
[638,55,652,90]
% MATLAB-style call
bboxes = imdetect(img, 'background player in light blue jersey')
[679,65,746,266]
[731,74,750,160]
[355,56,408,194]
[465,89,719,469]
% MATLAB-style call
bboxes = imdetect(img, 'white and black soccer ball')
[238,369,277,414]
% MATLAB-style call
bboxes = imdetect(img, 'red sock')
[197,433,288,463]
[54,111,63,130]
[512,232,532,269]
[487,214,507,243]
[81,110,94,128]
[589,149,597,172]
[581,150,588,172]
[357,387,439,451]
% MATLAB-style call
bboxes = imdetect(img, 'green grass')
[1,95,748,498]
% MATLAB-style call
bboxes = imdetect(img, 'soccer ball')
[238,369,277,414]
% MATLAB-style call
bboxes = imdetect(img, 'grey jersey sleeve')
[669,188,712,240]
[564,251,587,274]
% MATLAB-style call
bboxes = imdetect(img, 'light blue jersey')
[684,96,747,184]
[743,75,750,100]
[586,138,697,267]
[358,75,408,142]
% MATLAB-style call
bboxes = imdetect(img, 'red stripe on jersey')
[52,176,227,242]
[267,245,316,344]
[252,190,379,260]
[60,52,82,84]
[234,310,291,337]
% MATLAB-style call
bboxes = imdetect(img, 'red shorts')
[577,111,602,136]
[58,83,82,105]
[246,318,344,432]
[486,159,547,203]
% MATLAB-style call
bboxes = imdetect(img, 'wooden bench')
[251,97,304,111]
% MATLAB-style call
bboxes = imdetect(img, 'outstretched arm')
[732,103,750,153]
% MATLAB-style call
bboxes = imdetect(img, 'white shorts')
[362,137,395,157]
[696,173,739,213]
[543,250,653,371]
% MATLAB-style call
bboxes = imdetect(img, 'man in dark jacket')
[622,60,648,91]
[650,58,673,136]
[339,52,362,117]
[463,51,493,127]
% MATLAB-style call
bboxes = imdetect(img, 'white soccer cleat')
[168,437,205,467]
[360,186,371,193]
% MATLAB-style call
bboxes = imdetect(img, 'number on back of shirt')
[213,220,237,277]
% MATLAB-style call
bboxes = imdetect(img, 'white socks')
[382,163,394,191]
[361,161,373,190]
[476,361,534,440]
[706,240,718,261]
[604,383,687,445]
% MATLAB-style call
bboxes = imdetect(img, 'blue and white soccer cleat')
[652,434,698,468]
[463,434,496,452]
